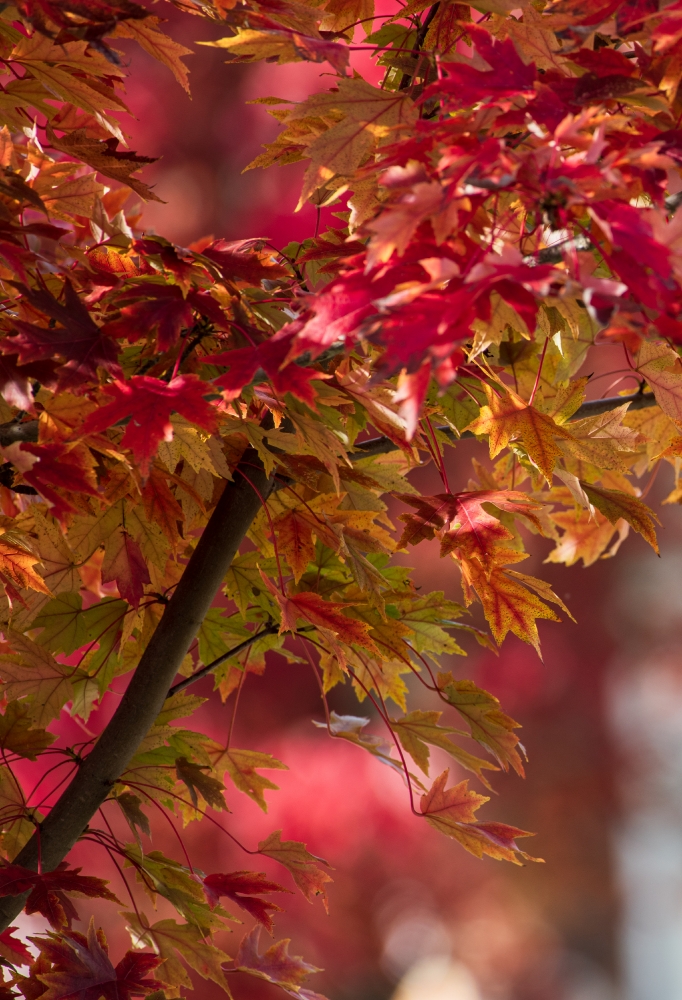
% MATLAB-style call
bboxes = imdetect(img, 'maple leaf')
[174,757,226,811]
[0,354,56,410]
[257,831,332,905]
[391,709,498,789]
[634,341,682,422]
[47,129,161,202]
[116,792,151,839]
[262,577,379,654]
[0,536,51,597]
[0,629,73,726]
[141,468,183,547]
[580,482,659,553]
[204,335,324,407]
[203,871,289,933]
[0,927,31,966]
[207,27,349,74]
[426,30,536,105]
[420,770,540,865]
[80,375,217,477]
[0,701,55,760]
[3,280,121,388]
[207,744,287,812]
[235,925,322,996]
[0,865,118,930]
[114,15,192,92]
[200,238,290,285]
[16,0,147,40]
[394,489,543,561]
[101,528,150,608]
[102,286,194,353]
[285,77,417,206]
[5,441,99,522]
[124,912,231,991]
[547,508,626,567]
[466,384,572,483]
[273,509,316,582]
[560,403,639,472]
[461,561,562,654]
[34,919,161,1000]
[436,675,524,776]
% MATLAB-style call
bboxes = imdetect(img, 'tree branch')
[167,624,279,697]
[351,390,657,459]
[0,420,38,447]
[0,443,275,930]
[0,387,659,927]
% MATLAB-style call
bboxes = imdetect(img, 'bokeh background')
[27,8,682,1000]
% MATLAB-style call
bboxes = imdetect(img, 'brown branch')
[0,442,275,930]
[167,624,279,697]
[0,420,38,447]
[0,387,658,927]
[351,390,657,459]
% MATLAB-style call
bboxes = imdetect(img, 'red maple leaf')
[9,442,99,522]
[0,355,57,410]
[394,490,543,561]
[0,926,32,966]
[80,374,218,476]
[3,281,121,388]
[101,529,150,608]
[286,252,441,361]
[102,285,194,353]
[0,864,118,930]
[235,925,322,996]
[186,289,229,330]
[34,920,161,1000]
[566,47,637,77]
[203,871,289,934]
[261,576,379,653]
[201,238,290,285]
[428,29,536,107]
[204,333,324,406]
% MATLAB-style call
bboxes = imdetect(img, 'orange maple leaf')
[461,562,560,653]
[547,508,626,567]
[261,573,379,653]
[465,383,573,482]
[257,830,333,906]
[420,770,541,864]
[0,537,51,596]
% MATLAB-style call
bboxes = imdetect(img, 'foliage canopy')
[0,0,675,996]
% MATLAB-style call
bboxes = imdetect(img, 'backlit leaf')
[257,831,332,905]
[420,770,540,865]
[581,482,660,553]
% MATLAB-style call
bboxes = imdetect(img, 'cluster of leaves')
[0,0,678,997]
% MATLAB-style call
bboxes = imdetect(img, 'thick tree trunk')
[0,447,274,930]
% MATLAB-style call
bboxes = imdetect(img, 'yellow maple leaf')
[547,508,627,567]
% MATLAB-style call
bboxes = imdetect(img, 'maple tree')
[0,0,674,996]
